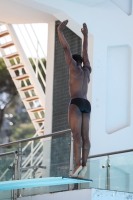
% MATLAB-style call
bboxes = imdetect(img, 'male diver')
[57,20,91,178]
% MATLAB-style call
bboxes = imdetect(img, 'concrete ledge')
[17,188,133,200]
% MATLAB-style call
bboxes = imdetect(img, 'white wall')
[35,0,133,155]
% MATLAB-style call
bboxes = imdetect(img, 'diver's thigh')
[81,113,90,138]
[68,104,82,132]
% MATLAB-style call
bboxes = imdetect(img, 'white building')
[0,0,133,200]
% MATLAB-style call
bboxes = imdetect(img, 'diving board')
[0,177,93,191]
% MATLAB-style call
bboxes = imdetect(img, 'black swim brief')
[70,98,91,113]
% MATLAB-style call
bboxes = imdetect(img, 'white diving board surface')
[0,177,92,191]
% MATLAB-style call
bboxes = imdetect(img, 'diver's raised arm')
[57,20,76,67]
[81,23,91,72]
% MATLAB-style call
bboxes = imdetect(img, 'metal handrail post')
[69,132,74,176]
[16,142,22,198]
[13,152,18,200]
[31,141,34,167]
[107,155,110,190]
[68,132,73,190]
[18,142,22,180]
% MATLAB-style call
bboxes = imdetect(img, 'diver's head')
[72,54,83,65]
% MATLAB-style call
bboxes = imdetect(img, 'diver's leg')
[77,113,90,178]
[68,104,82,172]
[81,113,90,167]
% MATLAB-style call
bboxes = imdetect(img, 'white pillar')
[42,21,55,178]
[44,21,55,135]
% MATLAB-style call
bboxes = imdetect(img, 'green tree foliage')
[7,101,35,141]
[0,57,46,140]
[0,58,17,130]
[10,123,35,141]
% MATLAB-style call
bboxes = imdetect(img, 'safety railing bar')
[31,143,43,159]
[17,25,41,71]
[28,152,43,165]
[22,142,43,167]
[0,151,17,180]
[37,68,46,87]
[30,24,46,59]
[24,24,39,55]
[22,153,32,167]
[35,55,46,75]
[22,141,41,166]
[32,53,46,75]
[38,58,46,74]
[22,165,46,171]
[0,129,71,148]
[23,24,46,73]
[22,154,31,167]
[21,137,35,153]
[88,148,133,159]
[32,52,46,75]
[22,156,43,179]
[32,152,43,166]
[0,167,11,180]
[0,151,17,157]
[22,124,44,152]
[22,168,31,179]
[17,24,46,83]
[31,151,43,167]
[32,141,43,155]
[22,138,39,156]
[21,125,44,153]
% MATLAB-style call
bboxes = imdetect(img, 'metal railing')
[0,129,71,148]
[0,129,71,199]
[1,129,133,198]
[0,125,44,181]
[88,148,133,159]
[0,151,17,157]
[88,148,133,190]
[0,129,71,180]
[0,127,44,182]
[0,151,18,200]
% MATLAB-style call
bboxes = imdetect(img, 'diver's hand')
[58,20,68,32]
[81,23,88,36]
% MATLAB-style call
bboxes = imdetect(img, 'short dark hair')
[72,54,83,64]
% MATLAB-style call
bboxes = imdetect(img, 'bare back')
[57,20,91,100]
[69,63,91,100]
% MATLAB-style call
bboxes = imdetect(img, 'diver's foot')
[71,166,82,177]
[77,166,87,178]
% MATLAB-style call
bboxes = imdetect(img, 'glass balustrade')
[79,156,107,190]
[109,152,133,192]
[0,153,16,200]
[19,132,71,197]
[0,131,133,198]
[80,152,133,193]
